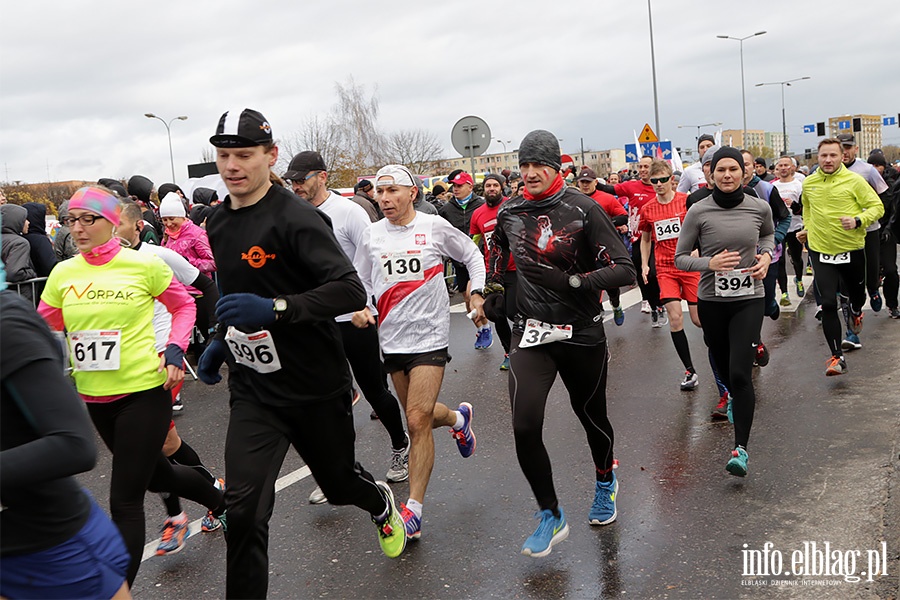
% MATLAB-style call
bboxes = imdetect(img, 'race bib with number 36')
[654,217,681,241]
[69,330,121,371]
[519,319,573,349]
[225,327,282,374]
[380,250,424,283]
[820,252,850,265]
[715,269,754,297]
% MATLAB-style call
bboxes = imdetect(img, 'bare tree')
[333,76,386,168]
[383,129,445,174]
[279,115,343,175]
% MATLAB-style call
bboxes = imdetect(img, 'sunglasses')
[287,172,319,185]
[62,214,106,227]
[649,176,671,185]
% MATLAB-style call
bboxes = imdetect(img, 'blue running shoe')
[201,511,222,532]
[452,402,476,458]
[841,332,862,351]
[156,514,189,555]
[726,447,749,477]
[870,292,882,312]
[474,327,493,350]
[399,503,421,540]
[521,509,569,557]
[499,354,510,371]
[589,473,618,525]
[613,306,625,326]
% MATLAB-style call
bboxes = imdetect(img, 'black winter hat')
[698,133,716,147]
[483,173,505,187]
[710,147,746,174]
[98,178,129,199]
[127,175,154,202]
[518,130,561,171]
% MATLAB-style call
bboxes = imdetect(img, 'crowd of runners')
[2,108,899,598]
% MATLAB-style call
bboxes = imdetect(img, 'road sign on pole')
[803,124,815,133]
[638,123,659,143]
[625,144,640,163]
[639,141,672,159]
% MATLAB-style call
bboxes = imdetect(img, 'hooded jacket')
[1,204,38,299]
[438,193,484,234]
[162,219,216,274]
[53,201,78,261]
[189,187,218,226]
[22,202,58,276]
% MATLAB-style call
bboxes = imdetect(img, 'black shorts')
[383,348,451,375]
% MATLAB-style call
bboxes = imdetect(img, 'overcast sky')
[1,0,897,186]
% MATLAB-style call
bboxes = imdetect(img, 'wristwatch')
[854,217,862,229]
[273,297,288,320]
[568,275,582,289]
[470,288,485,298]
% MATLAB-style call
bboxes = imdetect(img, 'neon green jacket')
[802,163,883,254]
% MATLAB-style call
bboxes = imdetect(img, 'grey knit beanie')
[518,130,561,171]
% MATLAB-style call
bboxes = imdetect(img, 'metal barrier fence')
[9,277,48,309]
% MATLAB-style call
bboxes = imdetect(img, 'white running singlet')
[355,213,485,355]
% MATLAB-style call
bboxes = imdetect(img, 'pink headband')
[68,186,122,227]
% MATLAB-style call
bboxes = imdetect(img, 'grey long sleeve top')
[674,195,775,301]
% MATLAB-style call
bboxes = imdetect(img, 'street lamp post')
[717,31,766,144]
[678,122,723,140]
[755,77,811,156]
[144,113,188,182]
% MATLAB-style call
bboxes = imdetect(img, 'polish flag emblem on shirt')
[415,234,426,246]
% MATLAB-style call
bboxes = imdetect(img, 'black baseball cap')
[836,133,856,146]
[283,151,328,181]
[210,108,273,148]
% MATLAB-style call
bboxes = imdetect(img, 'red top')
[588,189,627,220]
[638,192,689,272]
[470,200,516,271]
[614,179,656,242]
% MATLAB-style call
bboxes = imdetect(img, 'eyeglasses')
[649,176,671,185]
[62,214,106,227]
[287,172,319,185]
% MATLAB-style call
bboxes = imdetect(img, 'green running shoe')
[726,447,749,477]
[373,481,406,558]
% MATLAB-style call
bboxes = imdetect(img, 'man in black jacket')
[439,171,485,345]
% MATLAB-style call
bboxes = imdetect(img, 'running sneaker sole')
[521,523,569,558]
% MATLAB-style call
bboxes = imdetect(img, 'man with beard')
[469,174,517,369]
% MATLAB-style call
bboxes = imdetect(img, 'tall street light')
[755,77,811,156]
[144,113,188,182]
[678,122,723,140]
[717,31,766,144]
[492,138,511,153]
[647,0,661,137]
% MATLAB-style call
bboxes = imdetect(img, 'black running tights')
[508,336,614,513]
[87,386,225,586]
[697,298,764,449]
[809,249,866,358]
[339,321,406,449]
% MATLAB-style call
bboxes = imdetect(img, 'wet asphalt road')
[76,284,900,599]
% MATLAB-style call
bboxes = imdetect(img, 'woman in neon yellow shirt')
[38,186,225,589]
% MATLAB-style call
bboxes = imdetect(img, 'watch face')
[274,299,288,311]
[569,275,581,288]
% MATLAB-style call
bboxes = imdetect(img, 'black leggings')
[493,272,519,354]
[810,249,866,358]
[224,394,387,599]
[632,242,660,309]
[338,321,406,449]
[509,335,614,512]
[87,386,225,586]
[881,237,899,309]
[864,229,881,297]
[697,298,764,449]
[784,231,806,281]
